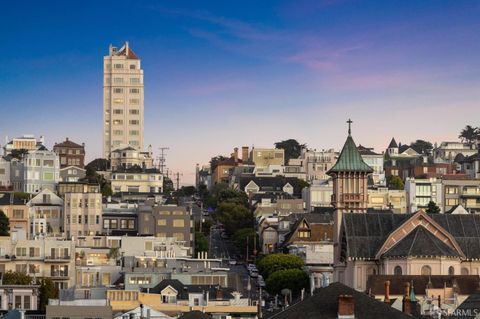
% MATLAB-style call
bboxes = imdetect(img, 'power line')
[157,147,169,174]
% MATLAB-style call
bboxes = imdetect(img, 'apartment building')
[0,192,29,237]
[358,145,385,185]
[103,41,144,157]
[27,189,64,237]
[10,148,60,194]
[111,167,163,194]
[0,283,39,311]
[367,187,407,213]
[53,138,86,169]
[64,189,103,238]
[251,148,284,167]
[110,146,154,171]
[290,148,338,181]
[0,237,75,289]
[57,181,100,197]
[442,178,480,213]
[0,156,11,189]
[138,205,193,254]
[405,177,443,213]
[3,135,44,155]
[302,179,333,212]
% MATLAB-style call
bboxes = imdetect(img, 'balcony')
[341,194,364,203]
[45,256,71,262]
[50,271,69,278]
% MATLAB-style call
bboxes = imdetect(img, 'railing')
[45,255,70,261]
[26,315,46,319]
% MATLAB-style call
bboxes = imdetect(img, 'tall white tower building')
[103,41,144,158]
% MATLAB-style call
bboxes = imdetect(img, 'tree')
[107,247,120,260]
[14,192,31,201]
[38,278,57,311]
[265,268,309,295]
[180,186,196,197]
[102,184,113,197]
[459,125,479,147]
[10,149,29,160]
[257,253,305,279]
[195,232,209,255]
[387,175,404,190]
[210,155,228,173]
[426,201,440,214]
[86,158,110,171]
[218,188,248,206]
[215,203,253,235]
[297,179,310,191]
[2,271,32,285]
[274,139,306,165]
[232,228,257,253]
[0,210,9,236]
[409,140,433,155]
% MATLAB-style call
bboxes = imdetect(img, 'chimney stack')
[402,282,411,315]
[233,147,238,162]
[384,280,390,304]
[242,146,249,162]
[338,295,355,319]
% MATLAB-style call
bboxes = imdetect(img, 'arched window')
[421,265,431,276]
[394,266,402,275]
[448,266,455,275]
[461,268,469,275]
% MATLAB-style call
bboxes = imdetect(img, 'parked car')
[250,271,259,278]
[228,259,237,266]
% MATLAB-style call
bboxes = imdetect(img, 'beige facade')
[64,192,103,238]
[47,300,112,319]
[111,169,163,194]
[0,236,75,290]
[103,41,144,158]
[0,193,29,237]
[110,146,154,171]
[367,188,407,213]
[251,148,284,167]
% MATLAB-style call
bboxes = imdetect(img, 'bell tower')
[327,119,373,282]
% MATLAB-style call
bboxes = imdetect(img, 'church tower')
[327,119,373,282]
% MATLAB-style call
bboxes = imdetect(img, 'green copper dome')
[327,134,374,174]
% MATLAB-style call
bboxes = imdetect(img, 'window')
[298,230,311,238]
[129,109,140,115]
[113,119,123,125]
[129,120,139,125]
[113,130,123,135]
[173,219,185,227]
[421,265,431,276]
[130,88,140,93]
[23,296,31,309]
[113,77,124,84]
[114,64,124,69]
[129,140,139,146]
[78,215,82,224]
[113,109,123,114]
[394,266,402,275]
[129,130,139,136]
[15,295,22,309]
[446,187,458,194]
[16,264,27,273]
[13,209,24,219]
[29,247,40,257]
[446,198,458,206]
[130,77,140,84]
[130,64,136,70]
[113,88,123,94]
[16,247,27,256]
[96,215,100,224]
[84,215,88,224]
[462,267,469,275]
[448,266,455,275]
[43,159,54,167]
[157,219,166,226]
[173,233,184,241]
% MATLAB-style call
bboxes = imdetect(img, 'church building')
[329,120,480,291]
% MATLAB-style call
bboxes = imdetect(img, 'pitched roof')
[388,138,398,148]
[367,275,480,296]
[450,290,480,319]
[357,145,380,156]
[342,212,480,260]
[239,176,304,197]
[327,135,373,174]
[270,282,412,319]
[117,46,139,60]
[178,311,212,319]
[54,139,84,149]
[382,226,460,258]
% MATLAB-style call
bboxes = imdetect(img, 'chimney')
[242,146,249,162]
[384,280,390,304]
[125,41,129,56]
[66,137,69,142]
[233,147,238,162]
[402,282,411,315]
[338,295,355,319]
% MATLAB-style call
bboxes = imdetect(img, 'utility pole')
[174,172,183,190]
[199,202,204,233]
[158,147,169,174]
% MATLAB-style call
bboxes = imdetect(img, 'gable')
[244,180,259,193]
[161,286,178,296]
[375,211,465,259]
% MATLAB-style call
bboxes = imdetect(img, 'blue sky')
[1,0,479,184]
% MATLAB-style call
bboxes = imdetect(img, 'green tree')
[265,268,309,295]
[459,125,479,147]
[180,186,196,197]
[10,149,29,160]
[215,203,253,235]
[195,232,209,255]
[218,188,248,206]
[102,184,113,197]
[387,175,404,190]
[274,139,306,165]
[3,271,32,285]
[13,192,31,201]
[257,253,305,279]
[86,158,110,171]
[38,278,57,312]
[232,228,257,253]
[410,140,433,155]
[0,210,9,236]
[210,155,228,173]
[297,179,310,191]
[426,200,440,214]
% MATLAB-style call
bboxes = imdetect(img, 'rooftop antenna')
[174,172,183,190]
[158,147,169,175]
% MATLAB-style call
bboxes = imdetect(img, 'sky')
[1,0,479,185]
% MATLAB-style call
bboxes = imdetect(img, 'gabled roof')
[271,282,412,319]
[450,290,480,319]
[382,226,460,258]
[327,135,373,174]
[357,145,380,156]
[342,211,480,260]
[388,138,398,149]
[117,46,139,60]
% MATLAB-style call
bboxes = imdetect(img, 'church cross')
[347,118,353,135]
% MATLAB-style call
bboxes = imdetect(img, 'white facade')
[291,148,338,181]
[110,146,154,171]
[302,180,333,212]
[0,156,11,188]
[405,177,443,213]
[27,189,64,237]
[10,149,60,194]
[103,42,144,158]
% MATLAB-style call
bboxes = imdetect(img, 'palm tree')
[459,125,479,148]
